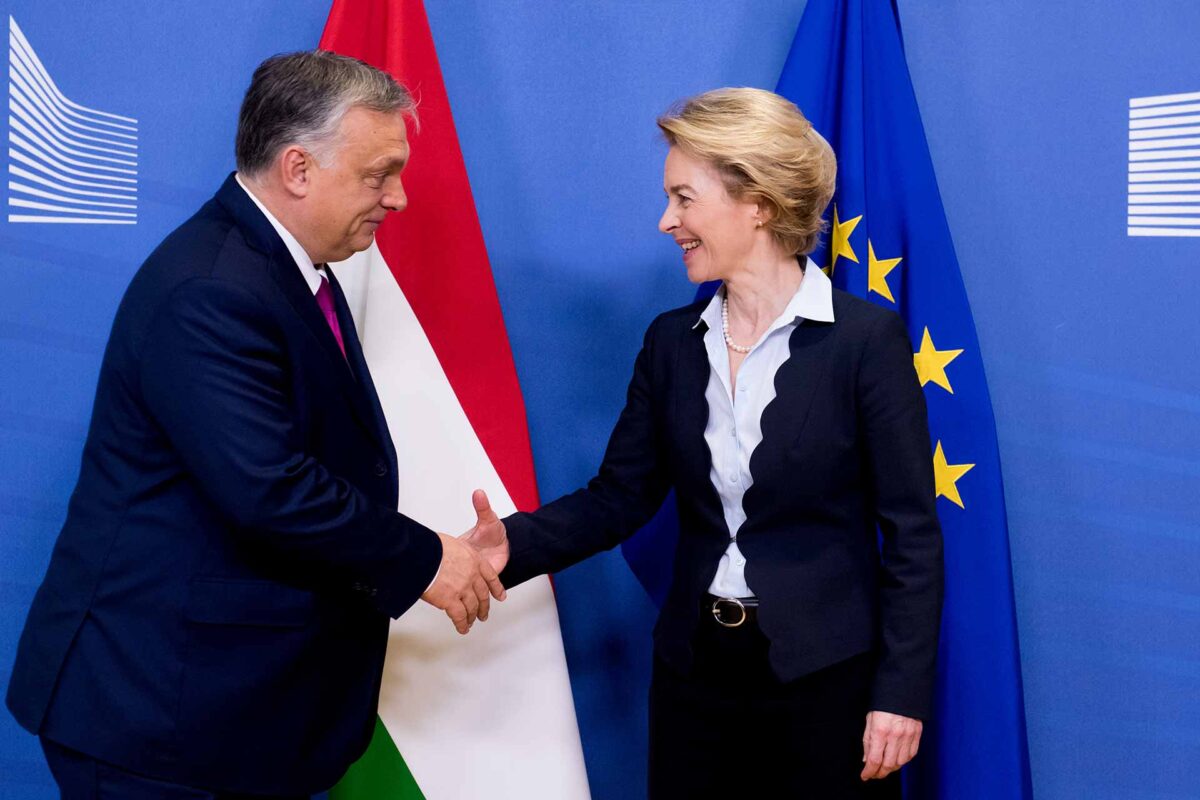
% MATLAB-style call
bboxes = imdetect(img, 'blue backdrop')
[1,2,1197,798]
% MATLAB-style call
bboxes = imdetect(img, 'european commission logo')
[1128,90,1200,238]
[7,16,138,225]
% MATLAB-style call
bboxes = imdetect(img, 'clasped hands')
[420,489,511,635]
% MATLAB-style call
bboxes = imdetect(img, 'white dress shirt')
[699,258,836,598]
[236,173,326,295]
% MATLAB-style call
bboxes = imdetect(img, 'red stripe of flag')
[320,0,540,513]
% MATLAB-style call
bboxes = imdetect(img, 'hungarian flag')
[319,1,590,797]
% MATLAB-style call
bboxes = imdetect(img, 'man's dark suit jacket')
[6,174,442,794]
[502,289,944,720]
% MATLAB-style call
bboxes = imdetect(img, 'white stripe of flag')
[334,243,591,799]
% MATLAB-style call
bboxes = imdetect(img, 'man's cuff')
[371,524,443,619]
[425,564,441,594]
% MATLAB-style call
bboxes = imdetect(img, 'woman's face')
[658,146,762,284]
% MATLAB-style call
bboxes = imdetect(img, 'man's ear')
[277,146,312,198]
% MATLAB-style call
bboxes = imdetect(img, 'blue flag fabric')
[623,1,1032,797]
[776,1,1032,797]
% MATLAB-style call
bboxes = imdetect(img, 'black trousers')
[41,738,310,800]
[648,615,902,800]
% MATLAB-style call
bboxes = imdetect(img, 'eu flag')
[624,0,1033,796]
[777,0,1034,796]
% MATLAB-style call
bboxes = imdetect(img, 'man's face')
[302,106,409,263]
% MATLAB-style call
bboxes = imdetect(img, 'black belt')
[703,594,760,628]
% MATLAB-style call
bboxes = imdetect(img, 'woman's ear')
[754,201,775,228]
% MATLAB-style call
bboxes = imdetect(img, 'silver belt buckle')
[711,597,747,628]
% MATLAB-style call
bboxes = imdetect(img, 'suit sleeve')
[138,278,442,619]
[500,318,672,588]
[858,311,944,720]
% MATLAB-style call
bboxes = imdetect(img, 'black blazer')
[6,174,442,794]
[502,289,943,719]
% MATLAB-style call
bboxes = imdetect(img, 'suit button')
[374,460,388,477]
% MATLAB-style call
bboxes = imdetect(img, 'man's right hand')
[421,533,506,634]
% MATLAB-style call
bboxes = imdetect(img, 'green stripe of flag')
[331,717,425,800]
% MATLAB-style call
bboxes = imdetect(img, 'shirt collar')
[692,256,836,332]
[235,173,325,296]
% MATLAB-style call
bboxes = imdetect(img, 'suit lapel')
[268,254,353,376]
[672,322,720,501]
[327,268,398,480]
[214,174,390,457]
[215,175,349,377]
[747,320,836,484]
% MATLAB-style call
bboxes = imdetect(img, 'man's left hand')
[861,710,922,780]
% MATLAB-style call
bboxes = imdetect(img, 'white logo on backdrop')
[7,16,138,225]
[1128,90,1200,238]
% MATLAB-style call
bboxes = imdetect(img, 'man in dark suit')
[6,51,503,798]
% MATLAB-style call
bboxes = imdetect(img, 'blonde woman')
[468,88,943,798]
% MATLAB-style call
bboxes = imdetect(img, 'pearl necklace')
[721,296,753,354]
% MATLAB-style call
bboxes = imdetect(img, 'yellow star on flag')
[913,327,964,394]
[867,240,902,304]
[826,205,862,276]
[933,440,975,509]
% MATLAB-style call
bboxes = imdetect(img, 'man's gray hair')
[235,50,416,177]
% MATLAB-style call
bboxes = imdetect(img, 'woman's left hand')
[860,710,923,780]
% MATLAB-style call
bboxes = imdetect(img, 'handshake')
[420,489,512,634]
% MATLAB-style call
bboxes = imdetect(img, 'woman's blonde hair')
[657,87,836,257]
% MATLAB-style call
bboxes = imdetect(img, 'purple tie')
[314,277,346,358]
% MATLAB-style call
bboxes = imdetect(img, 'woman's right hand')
[461,489,510,576]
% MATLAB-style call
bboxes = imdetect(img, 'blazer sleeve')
[500,317,672,588]
[138,277,443,619]
[858,311,945,720]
